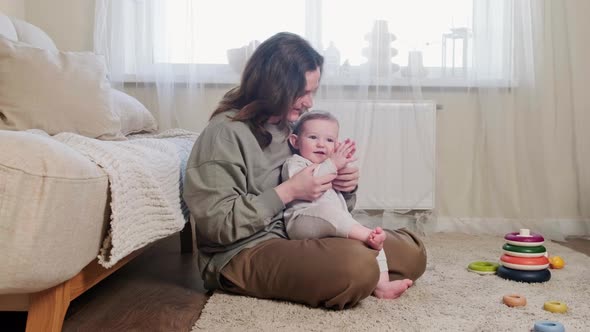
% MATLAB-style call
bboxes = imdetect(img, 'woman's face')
[286,67,321,123]
[267,67,321,125]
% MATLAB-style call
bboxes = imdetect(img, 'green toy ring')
[468,261,499,274]
[503,243,546,254]
[503,243,546,253]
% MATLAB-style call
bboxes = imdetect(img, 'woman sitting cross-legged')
[183,32,427,310]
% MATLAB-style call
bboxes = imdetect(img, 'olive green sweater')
[183,111,291,289]
[183,110,357,290]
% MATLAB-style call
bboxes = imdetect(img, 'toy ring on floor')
[497,266,551,283]
[500,254,550,270]
[467,261,499,275]
[504,229,544,246]
[502,243,547,257]
[533,320,565,332]
[543,301,568,313]
[502,294,527,307]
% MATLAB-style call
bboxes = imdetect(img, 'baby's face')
[294,119,339,164]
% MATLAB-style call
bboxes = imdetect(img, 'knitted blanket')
[53,129,198,268]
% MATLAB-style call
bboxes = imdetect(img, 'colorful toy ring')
[502,294,526,307]
[504,229,544,246]
[533,320,565,332]
[467,261,499,275]
[500,254,550,270]
[543,301,568,313]
[497,266,551,283]
[502,243,546,257]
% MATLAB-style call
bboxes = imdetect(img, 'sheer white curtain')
[94,0,589,239]
[433,0,589,239]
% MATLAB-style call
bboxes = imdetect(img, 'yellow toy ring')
[543,301,568,313]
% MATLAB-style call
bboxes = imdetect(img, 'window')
[117,0,511,86]
[153,0,306,65]
[318,0,475,86]
[320,1,472,67]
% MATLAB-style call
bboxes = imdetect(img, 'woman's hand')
[333,164,359,193]
[275,164,336,204]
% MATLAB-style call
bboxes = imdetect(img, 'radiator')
[312,100,436,210]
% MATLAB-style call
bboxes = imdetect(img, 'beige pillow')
[112,89,158,135]
[0,35,122,139]
[11,17,59,51]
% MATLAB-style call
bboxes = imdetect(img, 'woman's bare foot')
[373,273,413,299]
[367,227,386,250]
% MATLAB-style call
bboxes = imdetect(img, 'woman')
[183,32,426,309]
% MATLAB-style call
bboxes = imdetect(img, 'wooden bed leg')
[26,281,71,332]
[20,247,147,331]
[180,216,196,254]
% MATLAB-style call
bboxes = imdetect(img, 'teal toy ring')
[467,261,499,275]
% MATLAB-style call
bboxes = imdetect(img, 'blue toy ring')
[533,320,565,332]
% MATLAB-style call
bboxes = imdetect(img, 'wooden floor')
[2,233,209,332]
[2,234,588,332]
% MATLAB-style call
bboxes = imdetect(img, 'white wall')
[0,0,25,18]
[25,0,94,51]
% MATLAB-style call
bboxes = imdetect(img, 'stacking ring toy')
[499,254,550,270]
[497,266,551,283]
[543,301,568,313]
[504,229,544,246]
[502,294,526,307]
[502,243,546,257]
[533,320,565,332]
[467,261,499,275]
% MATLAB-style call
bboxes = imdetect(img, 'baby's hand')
[330,139,357,170]
[342,138,356,158]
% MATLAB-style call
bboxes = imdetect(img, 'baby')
[282,110,413,299]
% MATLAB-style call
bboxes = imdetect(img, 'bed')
[0,12,198,331]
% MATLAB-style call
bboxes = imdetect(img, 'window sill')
[118,64,514,89]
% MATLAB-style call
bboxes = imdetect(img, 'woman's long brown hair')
[211,32,324,148]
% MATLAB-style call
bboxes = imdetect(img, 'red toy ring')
[500,254,549,270]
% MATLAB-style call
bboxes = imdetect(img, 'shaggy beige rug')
[192,233,590,331]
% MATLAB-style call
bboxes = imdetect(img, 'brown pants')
[220,228,427,310]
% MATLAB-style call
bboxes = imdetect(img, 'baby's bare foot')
[373,279,413,299]
[367,227,386,250]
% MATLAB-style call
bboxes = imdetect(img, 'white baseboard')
[431,217,590,240]
[353,209,589,240]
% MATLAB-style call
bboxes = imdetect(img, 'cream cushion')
[0,35,122,139]
[10,17,58,51]
[0,130,109,293]
[113,89,158,135]
[0,13,17,41]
